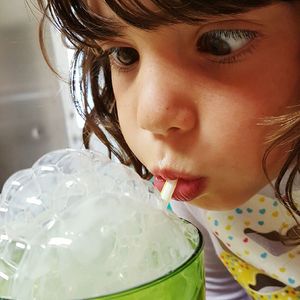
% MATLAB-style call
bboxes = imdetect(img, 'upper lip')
[152,168,200,181]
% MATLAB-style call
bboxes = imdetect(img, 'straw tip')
[160,179,178,204]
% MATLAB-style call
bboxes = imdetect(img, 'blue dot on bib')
[259,208,266,215]
[288,277,296,285]
[260,252,268,259]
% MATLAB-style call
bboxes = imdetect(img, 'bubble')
[0,149,199,299]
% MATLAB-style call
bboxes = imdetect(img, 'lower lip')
[154,177,207,202]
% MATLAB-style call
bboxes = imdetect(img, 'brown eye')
[110,47,139,66]
[199,35,231,56]
[197,30,257,56]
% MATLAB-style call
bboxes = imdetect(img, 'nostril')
[138,108,197,136]
[168,127,181,133]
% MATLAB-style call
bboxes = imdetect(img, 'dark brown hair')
[36,0,300,217]
[263,111,300,220]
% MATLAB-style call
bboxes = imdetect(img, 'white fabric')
[171,200,251,300]
[171,175,300,299]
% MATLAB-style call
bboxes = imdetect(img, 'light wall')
[0,0,82,188]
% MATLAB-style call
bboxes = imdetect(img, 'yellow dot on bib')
[259,197,265,203]
[288,253,295,259]
[244,250,250,255]
[279,267,286,273]
[244,221,251,226]
[272,211,279,217]
[281,222,289,229]
[225,225,232,231]
[227,215,234,221]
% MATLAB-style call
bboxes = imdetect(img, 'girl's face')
[94,2,300,210]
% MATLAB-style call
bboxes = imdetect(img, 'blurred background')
[0,0,83,189]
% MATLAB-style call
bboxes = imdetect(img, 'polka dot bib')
[206,194,300,299]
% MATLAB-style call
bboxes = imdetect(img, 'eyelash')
[102,29,259,72]
[199,29,259,64]
[102,48,137,73]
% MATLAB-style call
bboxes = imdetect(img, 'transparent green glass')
[0,229,205,300]
[89,228,205,300]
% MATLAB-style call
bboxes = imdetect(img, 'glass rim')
[88,225,204,300]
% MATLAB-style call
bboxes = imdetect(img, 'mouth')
[153,170,207,202]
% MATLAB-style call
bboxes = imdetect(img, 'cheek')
[249,50,300,110]
[199,87,289,176]
[112,75,137,127]
[113,89,141,154]
[117,103,137,144]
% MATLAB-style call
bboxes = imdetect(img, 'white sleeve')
[170,200,251,300]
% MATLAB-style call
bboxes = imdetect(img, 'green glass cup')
[89,227,205,300]
[0,226,205,300]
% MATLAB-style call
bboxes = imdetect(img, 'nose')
[136,61,197,136]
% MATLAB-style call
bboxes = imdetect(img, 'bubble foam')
[0,149,199,299]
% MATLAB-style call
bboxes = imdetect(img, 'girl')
[37,1,300,299]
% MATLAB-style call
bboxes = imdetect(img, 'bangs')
[46,0,289,46]
[103,0,282,29]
